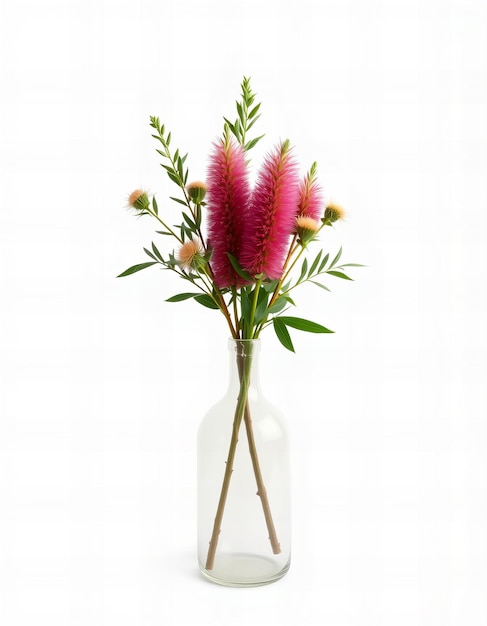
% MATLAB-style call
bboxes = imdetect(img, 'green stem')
[146,207,183,244]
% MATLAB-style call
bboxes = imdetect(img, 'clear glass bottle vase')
[197,339,291,586]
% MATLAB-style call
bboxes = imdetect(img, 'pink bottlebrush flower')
[206,137,251,288]
[297,163,324,221]
[241,140,299,279]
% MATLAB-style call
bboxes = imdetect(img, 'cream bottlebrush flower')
[186,181,207,204]
[177,239,204,270]
[324,202,345,223]
[128,189,150,211]
[295,216,320,244]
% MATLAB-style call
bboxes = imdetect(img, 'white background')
[1,0,486,624]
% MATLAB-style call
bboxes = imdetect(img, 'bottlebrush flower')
[186,181,207,204]
[177,239,204,270]
[295,216,320,245]
[323,202,345,224]
[128,189,149,211]
[206,137,251,287]
[297,164,323,221]
[240,140,299,279]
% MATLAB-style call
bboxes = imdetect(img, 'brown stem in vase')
[236,353,281,555]
[205,344,281,570]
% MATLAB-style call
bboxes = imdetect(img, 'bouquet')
[119,77,360,577]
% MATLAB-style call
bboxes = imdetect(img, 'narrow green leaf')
[151,242,164,262]
[254,288,270,324]
[244,134,265,151]
[248,102,261,119]
[143,247,157,261]
[194,294,219,310]
[298,258,308,283]
[166,131,171,145]
[279,316,334,333]
[170,196,188,206]
[308,249,323,277]
[223,117,236,134]
[156,230,173,236]
[330,246,342,267]
[166,171,180,185]
[273,318,295,352]
[236,101,245,125]
[327,270,353,281]
[182,212,196,230]
[339,263,366,268]
[310,280,331,292]
[152,196,158,216]
[318,253,329,273]
[246,116,261,131]
[227,253,253,282]
[166,292,199,302]
[117,262,158,277]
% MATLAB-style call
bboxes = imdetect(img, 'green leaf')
[152,196,159,216]
[170,196,187,206]
[263,279,280,293]
[248,102,261,119]
[318,253,329,273]
[246,116,261,131]
[151,242,164,262]
[244,134,265,151]
[330,246,342,267]
[310,280,331,292]
[227,253,253,282]
[339,263,366,268]
[166,292,199,302]
[236,100,245,125]
[182,212,196,230]
[254,287,270,324]
[223,117,236,134]
[278,316,334,333]
[308,249,323,277]
[273,318,295,352]
[298,257,308,283]
[117,262,158,277]
[327,270,353,280]
[194,294,219,309]
[166,170,180,185]
[268,297,288,314]
[143,247,157,261]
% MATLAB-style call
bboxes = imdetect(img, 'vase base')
[199,553,290,587]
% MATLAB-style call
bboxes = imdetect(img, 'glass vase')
[197,339,291,587]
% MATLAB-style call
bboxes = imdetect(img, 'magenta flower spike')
[206,137,251,288]
[241,140,299,279]
[297,166,324,221]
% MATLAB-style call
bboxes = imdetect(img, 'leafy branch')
[223,76,265,152]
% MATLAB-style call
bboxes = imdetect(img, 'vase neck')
[227,339,262,396]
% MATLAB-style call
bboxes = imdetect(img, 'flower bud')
[296,216,320,245]
[186,181,207,204]
[128,189,150,211]
[323,203,345,224]
[177,239,206,271]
